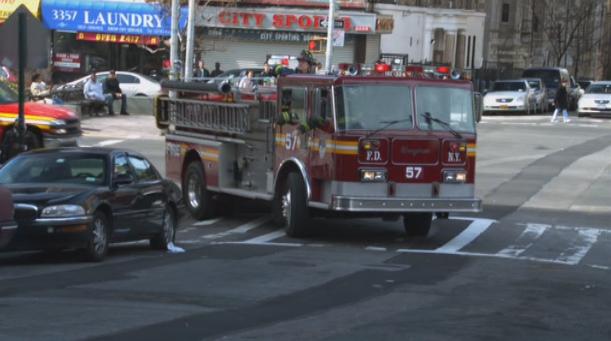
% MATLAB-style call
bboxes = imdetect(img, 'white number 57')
[406,166,423,179]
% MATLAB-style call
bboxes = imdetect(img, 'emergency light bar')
[337,62,462,80]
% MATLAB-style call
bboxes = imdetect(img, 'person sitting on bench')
[103,70,129,116]
[83,72,107,115]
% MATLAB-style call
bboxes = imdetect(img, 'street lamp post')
[184,0,196,82]
[169,0,180,98]
[324,0,335,74]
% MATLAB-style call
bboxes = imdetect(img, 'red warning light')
[436,66,450,74]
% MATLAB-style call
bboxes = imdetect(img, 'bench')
[80,99,107,117]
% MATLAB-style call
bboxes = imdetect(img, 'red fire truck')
[157,67,481,237]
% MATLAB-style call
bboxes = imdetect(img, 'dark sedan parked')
[0,148,182,261]
[0,186,17,249]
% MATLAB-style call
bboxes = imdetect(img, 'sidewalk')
[80,114,163,141]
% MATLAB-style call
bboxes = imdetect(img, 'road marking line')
[201,216,270,240]
[213,241,303,247]
[395,248,574,265]
[193,218,223,226]
[497,223,550,257]
[240,230,285,244]
[554,228,601,265]
[588,264,610,270]
[435,218,496,253]
[96,139,124,147]
[365,246,388,252]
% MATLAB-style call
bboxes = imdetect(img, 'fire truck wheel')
[403,213,433,237]
[183,161,216,220]
[282,173,310,237]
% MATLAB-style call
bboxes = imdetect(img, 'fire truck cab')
[161,72,481,238]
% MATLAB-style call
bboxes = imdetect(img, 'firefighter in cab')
[275,50,318,76]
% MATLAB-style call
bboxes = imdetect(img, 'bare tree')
[541,0,602,66]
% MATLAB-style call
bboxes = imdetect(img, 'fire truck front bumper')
[329,196,482,213]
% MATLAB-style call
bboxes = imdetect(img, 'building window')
[501,3,510,23]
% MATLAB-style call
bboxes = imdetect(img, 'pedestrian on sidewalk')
[103,70,129,116]
[551,81,570,123]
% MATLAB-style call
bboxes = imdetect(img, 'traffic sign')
[320,18,344,29]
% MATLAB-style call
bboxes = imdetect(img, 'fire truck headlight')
[443,170,467,183]
[361,169,387,182]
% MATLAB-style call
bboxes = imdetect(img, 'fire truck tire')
[283,172,310,237]
[403,213,433,237]
[183,161,216,220]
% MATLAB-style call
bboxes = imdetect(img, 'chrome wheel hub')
[281,191,291,221]
[92,218,107,254]
[187,176,201,209]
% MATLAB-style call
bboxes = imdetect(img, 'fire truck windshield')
[335,85,413,131]
[415,86,476,134]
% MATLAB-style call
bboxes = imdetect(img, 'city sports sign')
[0,0,40,23]
[198,6,377,34]
[236,0,367,9]
[41,0,188,36]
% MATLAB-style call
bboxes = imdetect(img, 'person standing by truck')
[551,81,570,123]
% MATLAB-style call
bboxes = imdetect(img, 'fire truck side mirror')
[474,92,483,123]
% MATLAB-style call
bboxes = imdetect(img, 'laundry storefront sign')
[41,0,187,36]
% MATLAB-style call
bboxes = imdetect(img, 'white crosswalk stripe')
[174,215,611,270]
[497,223,549,257]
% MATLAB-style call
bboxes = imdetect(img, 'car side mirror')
[113,173,134,186]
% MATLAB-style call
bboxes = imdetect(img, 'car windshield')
[522,69,560,88]
[0,81,17,104]
[527,80,541,89]
[416,86,476,134]
[586,84,611,94]
[0,154,108,186]
[335,85,413,131]
[493,82,526,91]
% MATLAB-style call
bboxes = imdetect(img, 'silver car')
[524,78,548,112]
[483,80,536,114]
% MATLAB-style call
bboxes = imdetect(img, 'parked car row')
[0,147,182,262]
[482,67,585,115]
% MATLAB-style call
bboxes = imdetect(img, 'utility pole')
[324,0,335,74]
[169,0,180,98]
[184,0,196,82]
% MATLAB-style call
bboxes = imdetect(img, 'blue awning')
[41,0,187,36]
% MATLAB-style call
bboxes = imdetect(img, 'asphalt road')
[1,113,611,340]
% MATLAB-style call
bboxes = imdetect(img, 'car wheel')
[84,211,110,262]
[183,161,216,220]
[150,205,176,250]
[280,172,309,238]
[403,213,433,237]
